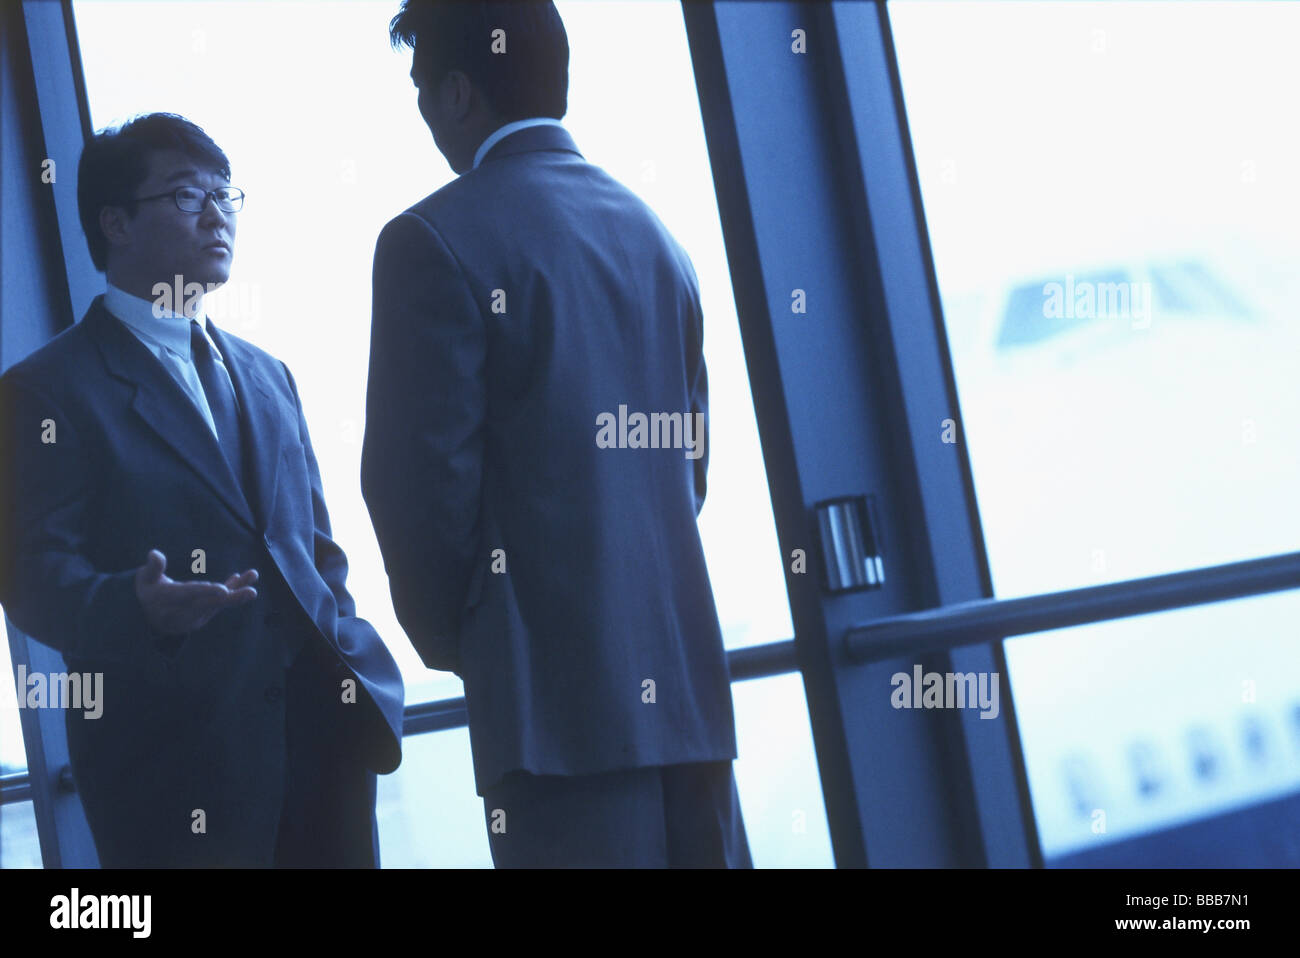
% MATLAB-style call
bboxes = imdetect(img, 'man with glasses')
[0,112,404,867]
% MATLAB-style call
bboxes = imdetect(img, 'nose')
[197,193,230,227]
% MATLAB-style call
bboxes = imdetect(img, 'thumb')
[137,549,166,586]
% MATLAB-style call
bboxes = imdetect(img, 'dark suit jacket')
[362,124,737,795]
[0,297,404,866]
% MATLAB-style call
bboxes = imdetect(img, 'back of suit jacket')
[364,124,738,794]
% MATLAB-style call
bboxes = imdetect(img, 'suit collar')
[476,122,583,168]
[103,281,209,361]
[83,296,280,533]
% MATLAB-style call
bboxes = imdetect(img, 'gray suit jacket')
[362,124,738,794]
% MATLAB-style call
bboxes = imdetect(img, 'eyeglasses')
[132,186,245,213]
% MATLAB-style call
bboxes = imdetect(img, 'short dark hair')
[77,113,230,271]
[390,0,569,121]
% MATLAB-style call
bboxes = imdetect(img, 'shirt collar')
[472,117,567,170]
[103,280,212,360]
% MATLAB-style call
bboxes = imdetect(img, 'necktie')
[190,319,247,493]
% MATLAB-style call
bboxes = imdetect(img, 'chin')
[187,267,230,290]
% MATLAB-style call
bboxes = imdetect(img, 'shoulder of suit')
[0,318,94,390]
[398,177,473,238]
[397,143,598,228]
[395,155,657,241]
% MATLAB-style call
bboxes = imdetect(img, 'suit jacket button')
[265,686,283,704]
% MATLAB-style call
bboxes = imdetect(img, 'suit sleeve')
[361,212,487,674]
[0,371,161,664]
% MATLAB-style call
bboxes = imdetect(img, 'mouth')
[203,240,231,254]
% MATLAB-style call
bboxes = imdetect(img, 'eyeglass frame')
[130,186,245,214]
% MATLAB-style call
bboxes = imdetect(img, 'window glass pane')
[732,673,834,867]
[0,800,41,868]
[377,728,491,867]
[74,0,791,697]
[1,635,37,868]
[892,0,1300,593]
[74,0,802,864]
[891,0,1300,860]
[74,0,462,704]
[1005,592,1300,860]
[1,638,26,774]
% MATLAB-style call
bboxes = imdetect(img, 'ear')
[98,205,133,249]
[442,69,474,122]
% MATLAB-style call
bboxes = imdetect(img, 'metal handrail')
[0,770,32,805]
[7,552,1295,806]
[845,551,1300,663]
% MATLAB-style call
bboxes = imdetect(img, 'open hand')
[133,549,259,635]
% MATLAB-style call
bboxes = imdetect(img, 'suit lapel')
[206,322,282,530]
[84,298,259,532]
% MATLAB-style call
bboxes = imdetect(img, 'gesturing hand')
[133,549,259,635]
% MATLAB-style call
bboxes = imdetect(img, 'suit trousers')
[272,635,380,868]
[481,760,752,868]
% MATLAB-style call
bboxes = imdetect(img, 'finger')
[221,585,258,604]
[222,568,259,590]
[137,549,167,586]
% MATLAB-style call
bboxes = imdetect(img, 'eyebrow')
[160,169,229,186]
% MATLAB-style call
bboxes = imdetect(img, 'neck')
[106,270,158,303]
[107,270,205,318]
[459,113,509,171]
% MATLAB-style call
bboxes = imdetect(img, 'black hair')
[389,0,569,122]
[76,113,230,271]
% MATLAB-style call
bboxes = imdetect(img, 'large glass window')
[891,0,1300,860]
[48,0,802,866]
